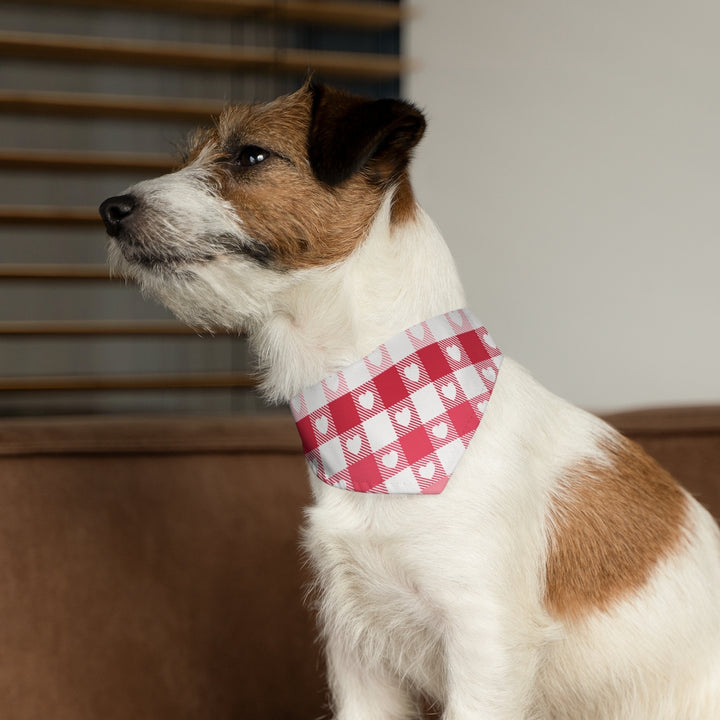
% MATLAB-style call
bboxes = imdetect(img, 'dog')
[100,82,720,719]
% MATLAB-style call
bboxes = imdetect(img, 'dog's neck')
[251,195,467,403]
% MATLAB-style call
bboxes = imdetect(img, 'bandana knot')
[290,309,502,494]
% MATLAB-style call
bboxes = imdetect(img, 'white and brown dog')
[100,83,720,719]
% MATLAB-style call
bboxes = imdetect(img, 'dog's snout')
[99,194,136,237]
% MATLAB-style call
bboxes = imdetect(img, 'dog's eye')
[235,145,270,168]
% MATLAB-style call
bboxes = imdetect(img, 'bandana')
[290,309,502,494]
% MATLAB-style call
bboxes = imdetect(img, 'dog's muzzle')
[99,194,136,238]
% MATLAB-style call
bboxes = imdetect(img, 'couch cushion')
[0,414,325,720]
[0,407,717,718]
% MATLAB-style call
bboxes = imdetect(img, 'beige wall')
[405,0,720,411]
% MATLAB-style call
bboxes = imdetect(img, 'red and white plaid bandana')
[290,309,502,494]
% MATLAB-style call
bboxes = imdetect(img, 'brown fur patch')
[185,86,419,270]
[218,89,383,269]
[390,171,418,226]
[545,435,689,621]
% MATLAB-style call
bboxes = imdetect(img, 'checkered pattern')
[290,309,502,494]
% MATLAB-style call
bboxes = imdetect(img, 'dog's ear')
[308,83,426,187]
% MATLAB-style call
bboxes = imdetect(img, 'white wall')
[405,0,720,412]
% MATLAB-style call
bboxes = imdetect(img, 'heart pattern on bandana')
[290,309,502,494]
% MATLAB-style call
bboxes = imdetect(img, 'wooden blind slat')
[0,372,256,391]
[16,0,404,29]
[0,264,112,281]
[0,90,224,122]
[0,31,405,80]
[0,148,174,174]
[0,321,202,336]
[0,206,100,225]
[266,0,404,28]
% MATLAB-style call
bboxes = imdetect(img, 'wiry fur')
[100,84,720,719]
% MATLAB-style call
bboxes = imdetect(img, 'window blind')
[0,0,404,416]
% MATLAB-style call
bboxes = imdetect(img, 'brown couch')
[0,407,718,719]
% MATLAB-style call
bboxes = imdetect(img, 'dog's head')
[99,83,426,332]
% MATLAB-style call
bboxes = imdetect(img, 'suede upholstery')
[0,408,718,719]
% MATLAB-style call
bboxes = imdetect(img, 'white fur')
[107,145,720,719]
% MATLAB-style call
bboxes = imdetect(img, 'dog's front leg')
[325,634,418,720]
[440,600,539,720]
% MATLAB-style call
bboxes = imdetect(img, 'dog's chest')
[305,500,446,692]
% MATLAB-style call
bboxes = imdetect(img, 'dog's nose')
[99,194,136,237]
